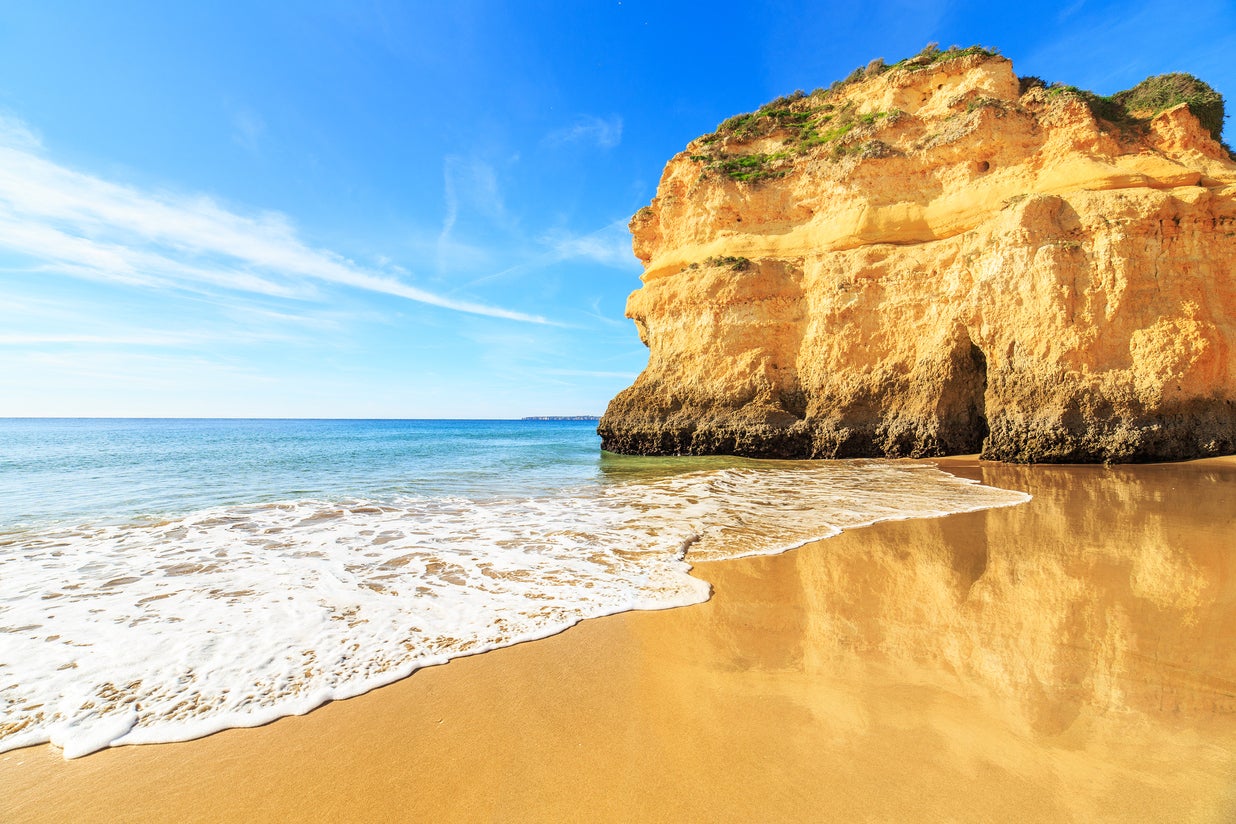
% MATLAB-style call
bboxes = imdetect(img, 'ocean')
[0,418,1029,758]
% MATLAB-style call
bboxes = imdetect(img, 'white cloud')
[544,115,623,149]
[0,114,41,150]
[0,119,551,324]
[540,219,637,268]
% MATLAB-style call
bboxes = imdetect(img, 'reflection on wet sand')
[638,459,1236,821]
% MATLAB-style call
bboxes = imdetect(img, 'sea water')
[0,418,1029,758]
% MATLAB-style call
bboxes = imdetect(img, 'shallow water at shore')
[5,457,1234,823]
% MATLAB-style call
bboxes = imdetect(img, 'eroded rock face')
[600,54,1236,462]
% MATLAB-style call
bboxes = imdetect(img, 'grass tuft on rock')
[704,255,752,272]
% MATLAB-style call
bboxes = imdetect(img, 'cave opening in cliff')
[969,340,990,449]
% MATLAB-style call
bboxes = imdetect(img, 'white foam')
[0,461,1028,758]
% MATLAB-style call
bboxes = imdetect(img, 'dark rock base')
[598,400,1236,464]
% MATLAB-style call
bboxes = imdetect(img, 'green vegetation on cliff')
[681,44,1230,191]
[689,151,789,183]
[1038,73,1228,154]
[689,43,997,184]
[691,101,901,181]
[1115,74,1225,141]
[832,43,1000,91]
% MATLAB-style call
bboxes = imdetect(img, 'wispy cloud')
[542,368,638,379]
[461,218,638,291]
[0,116,550,324]
[437,154,512,274]
[0,113,40,150]
[231,108,266,153]
[4,349,268,391]
[0,328,292,347]
[438,159,462,261]
[219,302,353,332]
[539,219,637,268]
[1055,0,1088,23]
[0,333,206,346]
[543,115,623,149]
[578,297,630,328]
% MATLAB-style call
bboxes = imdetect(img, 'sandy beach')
[5,457,1235,823]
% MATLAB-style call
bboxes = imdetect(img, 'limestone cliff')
[599,48,1236,462]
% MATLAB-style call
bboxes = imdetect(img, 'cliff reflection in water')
[682,459,1236,739]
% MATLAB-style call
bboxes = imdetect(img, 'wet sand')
[5,458,1236,823]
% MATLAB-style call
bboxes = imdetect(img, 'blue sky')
[1,1,1233,417]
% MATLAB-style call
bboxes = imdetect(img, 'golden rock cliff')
[599,50,1236,462]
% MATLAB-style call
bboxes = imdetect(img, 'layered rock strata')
[599,52,1236,462]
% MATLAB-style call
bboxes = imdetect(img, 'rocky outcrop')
[599,49,1236,462]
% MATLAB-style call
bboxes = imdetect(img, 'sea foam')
[0,461,1027,758]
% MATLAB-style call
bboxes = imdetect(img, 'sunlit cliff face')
[601,52,1236,463]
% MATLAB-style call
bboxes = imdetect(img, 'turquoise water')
[0,418,606,528]
[0,418,1029,758]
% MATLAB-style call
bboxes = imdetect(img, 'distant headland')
[521,415,601,421]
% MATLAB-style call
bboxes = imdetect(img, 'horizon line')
[0,415,603,421]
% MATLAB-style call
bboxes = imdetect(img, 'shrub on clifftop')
[1112,73,1226,142]
[1043,72,1228,149]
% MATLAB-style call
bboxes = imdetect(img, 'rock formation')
[599,48,1236,462]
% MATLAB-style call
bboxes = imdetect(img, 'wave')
[0,461,1028,758]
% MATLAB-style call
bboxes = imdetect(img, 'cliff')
[599,47,1236,462]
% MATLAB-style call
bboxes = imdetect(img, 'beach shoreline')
[5,456,1236,823]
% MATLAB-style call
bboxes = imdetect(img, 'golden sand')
[4,458,1236,822]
